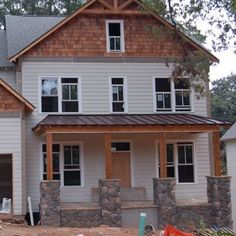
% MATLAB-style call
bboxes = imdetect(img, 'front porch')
[33,114,231,228]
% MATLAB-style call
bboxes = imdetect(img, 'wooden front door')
[112,152,131,187]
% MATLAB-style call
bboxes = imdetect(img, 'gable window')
[42,144,60,180]
[154,78,191,112]
[157,142,194,183]
[63,145,81,186]
[106,20,125,52]
[40,76,80,113]
[110,77,127,113]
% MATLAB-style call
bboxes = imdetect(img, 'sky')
[209,50,236,82]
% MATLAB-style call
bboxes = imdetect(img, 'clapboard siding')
[226,141,236,230]
[22,62,208,115]
[0,118,24,215]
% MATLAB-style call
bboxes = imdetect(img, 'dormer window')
[106,20,125,52]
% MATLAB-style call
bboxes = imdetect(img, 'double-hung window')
[155,78,172,111]
[177,143,194,182]
[42,144,60,180]
[63,145,81,186]
[42,143,83,186]
[175,80,191,111]
[106,20,125,52]
[41,77,58,112]
[40,77,80,113]
[157,142,194,183]
[110,77,126,113]
[62,78,79,112]
[154,78,191,112]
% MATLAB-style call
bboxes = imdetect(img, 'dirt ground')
[0,223,160,236]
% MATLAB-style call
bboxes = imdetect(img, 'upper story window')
[40,76,80,113]
[110,77,127,113]
[106,20,125,52]
[154,78,191,112]
[155,78,172,112]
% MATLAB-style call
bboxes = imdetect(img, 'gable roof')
[221,122,236,141]
[0,79,35,112]
[0,30,14,68]
[5,15,65,58]
[7,0,219,63]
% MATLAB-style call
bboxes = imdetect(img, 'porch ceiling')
[32,114,231,135]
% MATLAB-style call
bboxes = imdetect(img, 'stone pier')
[207,176,232,228]
[153,178,177,227]
[98,179,121,227]
[40,180,61,226]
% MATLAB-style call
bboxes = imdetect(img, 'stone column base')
[98,179,121,227]
[40,180,61,226]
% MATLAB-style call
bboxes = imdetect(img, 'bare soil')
[0,223,160,236]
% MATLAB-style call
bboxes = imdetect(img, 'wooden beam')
[104,133,112,179]
[114,0,118,9]
[34,124,222,135]
[46,132,53,180]
[213,131,221,176]
[82,9,145,15]
[118,0,134,10]
[159,133,167,178]
[98,0,113,9]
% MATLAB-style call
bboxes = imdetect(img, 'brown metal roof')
[33,113,230,131]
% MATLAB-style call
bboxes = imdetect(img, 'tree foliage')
[0,0,83,28]
[211,74,236,122]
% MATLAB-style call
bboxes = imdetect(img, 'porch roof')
[33,114,230,135]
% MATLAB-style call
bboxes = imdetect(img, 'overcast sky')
[209,50,236,82]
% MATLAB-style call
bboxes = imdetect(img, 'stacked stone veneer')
[40,181,61,226]
[153,177,232,230]
[61,208,102,227]
[98,179,121,227]
[40,179,121,227]
[207,176,232,228]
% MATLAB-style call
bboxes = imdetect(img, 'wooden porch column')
[213,131,221,176]
[46,132,53,180]
[104,133,112,179]
[159,133,167,178]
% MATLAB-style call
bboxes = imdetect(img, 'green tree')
[211,74,236,122]
[0,0,83,28]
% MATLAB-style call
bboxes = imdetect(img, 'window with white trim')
[177,143,194,182]
[155,78,172,111]
[106,20,124,52]
[41,143,83,186]
[40,77,80,113]
[111,77,126,112]
[63,145,81,186]
[154,78,191,112]
[175,80,191,111]
[157,142,194,183]
[42,144,60,180]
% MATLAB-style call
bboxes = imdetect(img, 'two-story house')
[0,0,231,228]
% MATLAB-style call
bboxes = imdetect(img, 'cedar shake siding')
[0,85,23,111]
[25,15,193,58]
